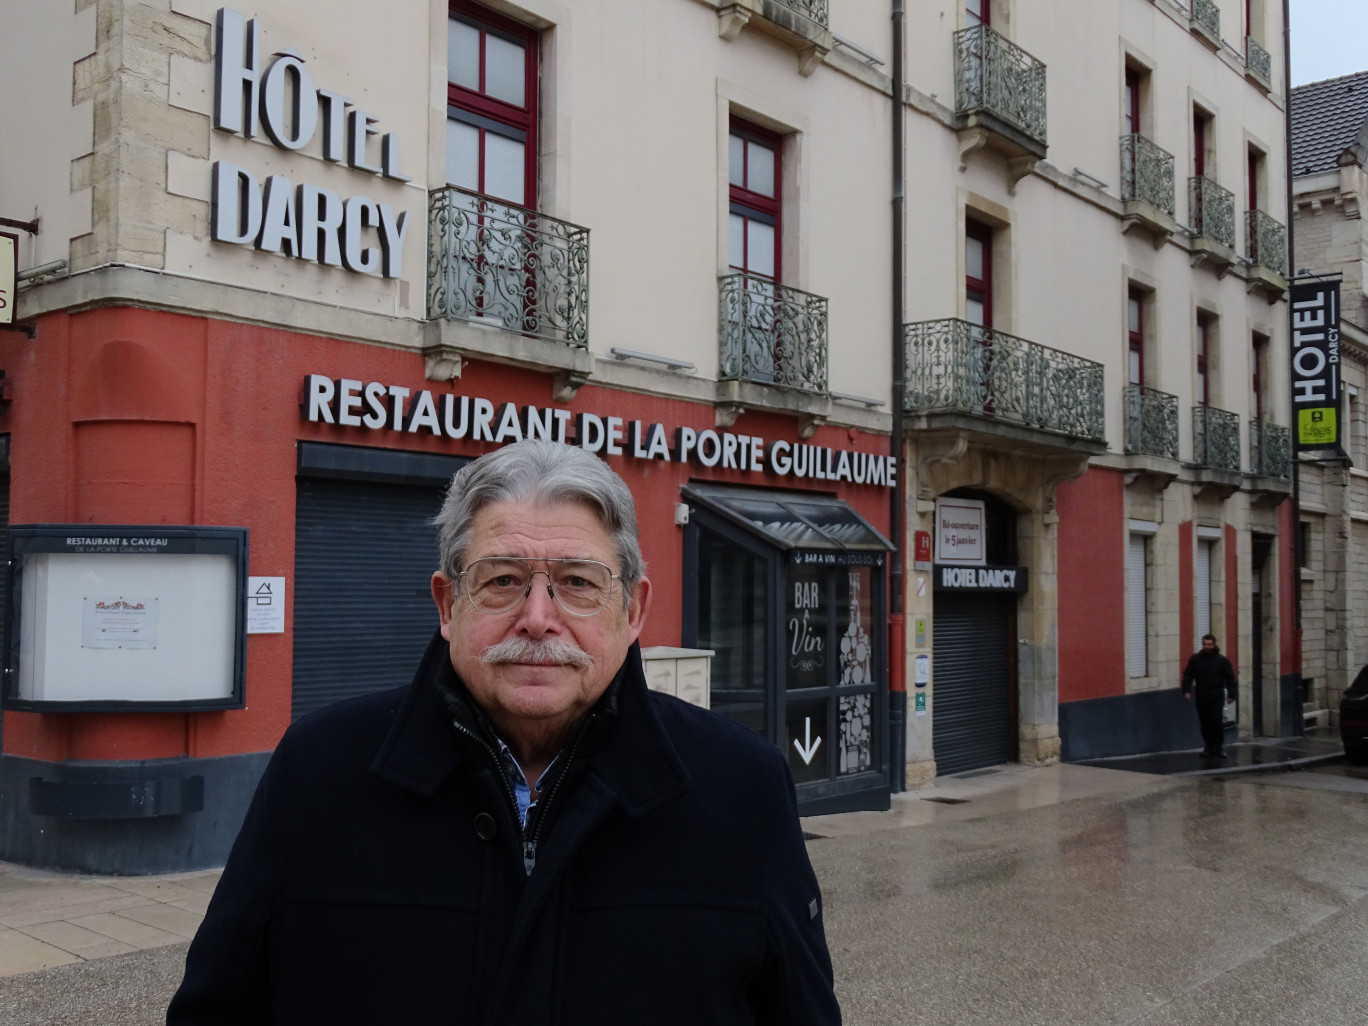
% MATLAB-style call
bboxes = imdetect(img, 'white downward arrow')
[793,717,822,765]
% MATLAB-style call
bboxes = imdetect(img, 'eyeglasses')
[455,557,621,617]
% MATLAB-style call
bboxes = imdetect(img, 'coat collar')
[371,631,687,817]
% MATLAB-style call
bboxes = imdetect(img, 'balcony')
[1193,404,1241,473]
[953,25,1047,185]
[1250,418,1291,479]
[1119,135,1177,245]
[904,318,1105,450]
[425,187,591,392]
[774,0,827,23]
[719,273,828,400]
[717,0,833,76]
[1246,209,1289,297]
[1123,385,1179,460]
[1246,36,1272,89]
[1190,0,1221,49]
[1188,176,1236,274]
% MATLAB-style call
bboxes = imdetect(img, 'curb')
[1178,749,1345,778]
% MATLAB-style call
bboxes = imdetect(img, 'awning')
[681,483,894,552]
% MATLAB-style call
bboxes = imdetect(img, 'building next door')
[683,484,893,815]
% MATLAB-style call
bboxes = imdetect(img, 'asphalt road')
[3,766,1366,1025]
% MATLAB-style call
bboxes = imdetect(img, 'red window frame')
[1196,316,1211,406]
[729,120,783,281]
[1252,334,1266,419]
[447,2,538,208]
[966,0,989,27]
[1124,68,1141,137]
[1193,112,1208,178]
[1128,289,1144,387]
[965,219,993,328]
[1248,150,1260,211]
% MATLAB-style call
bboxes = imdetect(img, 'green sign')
[1298,407,1337,447]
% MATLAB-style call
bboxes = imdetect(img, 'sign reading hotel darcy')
[211,9,410,277]
[303,375,898,487]
[1289,280,1342,450]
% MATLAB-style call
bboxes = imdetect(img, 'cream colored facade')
[1291,132,1368,717]
[0,0,1293,801]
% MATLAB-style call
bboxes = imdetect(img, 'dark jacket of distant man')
[1181,636,1237,756]
[165,634,841,1025]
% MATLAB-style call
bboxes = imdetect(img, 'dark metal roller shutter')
[292,478,447,720]
[932,592,1011,775]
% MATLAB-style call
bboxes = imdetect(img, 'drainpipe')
[1283,0,1304,735]
[888,0,908,790]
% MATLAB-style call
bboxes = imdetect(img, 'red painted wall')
[1224,524,1239,673]
[0,307,895,763]
[1178,522,1193,666]
[1280,498,1298,675]
[1055,468,1125,703]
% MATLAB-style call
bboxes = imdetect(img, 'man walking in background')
[1182,633,1237,759]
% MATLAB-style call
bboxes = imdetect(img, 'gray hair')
[433,440,646,597]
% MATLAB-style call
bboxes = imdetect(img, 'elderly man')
[168,439,841,1025]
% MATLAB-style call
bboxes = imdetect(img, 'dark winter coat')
[167,633,840,1025]
[1181,646,1237,698]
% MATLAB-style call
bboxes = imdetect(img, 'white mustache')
[480,637,594,670]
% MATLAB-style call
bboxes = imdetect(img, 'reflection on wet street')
[808,766,1368,1026]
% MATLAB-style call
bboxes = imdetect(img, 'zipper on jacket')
[520,713,600,875]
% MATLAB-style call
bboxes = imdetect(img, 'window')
[728,121,782,280]
[965,219,993,328]
[446,5,537,207]
[1196,314,1211,405]
[966,0,989,28]
[1193,109,1211,179]
[1252,333,1268,420]
[1196,536,1215,647]
[1128,288,1145,386]
[1248,148,1262,212]
[1124,68,1141,137]
[1127,531,1151,677]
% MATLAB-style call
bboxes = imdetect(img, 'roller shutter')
[1196,538,1213,646]
[932,592,1012,775]
[292,477,450,720]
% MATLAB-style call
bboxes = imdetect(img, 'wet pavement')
[1073,730,1346,778]
[4,755,1367,1024]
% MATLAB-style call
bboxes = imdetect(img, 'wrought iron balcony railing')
[1193,404,1241,472]
[1120,135,1175,216]
[719,273,828,393]
[1192,0,1220,38]
[1123,385,1179,459]
[427,186,590,348]
[904,318,1105,442]
[1250,418,1291,478]
[774,0,828,25]
[1246,36,1272,81]
[953,25,1047,147]
[1246,209,1288,277]
[1188,176,1235,250]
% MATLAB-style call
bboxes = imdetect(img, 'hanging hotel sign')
[210,8,411,277]
[0,231,16,326]
[302,374,898,488]
[1289,280,1341,450]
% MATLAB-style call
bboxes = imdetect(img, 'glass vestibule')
[683,485,892,814]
